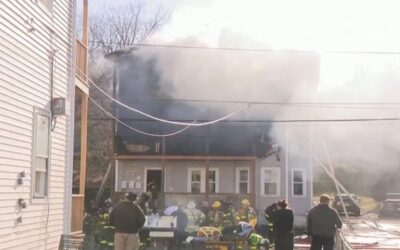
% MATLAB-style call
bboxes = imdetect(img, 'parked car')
[332,194,361,216]
[380,193,400,218]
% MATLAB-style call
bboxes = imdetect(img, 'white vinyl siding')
[0,1,73,249]
[236,167,250,194]
[261,167,280,196]
[292,169,306,197]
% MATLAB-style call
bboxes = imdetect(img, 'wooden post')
[79,92,88,195]
[205,159,209,202]
[251,160,256,206]
[82,0,89,47]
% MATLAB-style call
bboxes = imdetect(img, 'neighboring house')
[105,48,319,227]
[0,0,89,248]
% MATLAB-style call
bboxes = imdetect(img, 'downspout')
[64,0,77,234]
[309,123,314,208]
[285,127,289,200]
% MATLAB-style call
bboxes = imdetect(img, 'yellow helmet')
[241,199,251,207]
[211,200,222,209]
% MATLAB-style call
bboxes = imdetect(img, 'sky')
[88,0,400,177]
[88,0,400,91]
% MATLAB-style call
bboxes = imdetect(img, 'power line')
[89,96,194,137]
[91,40,400,55]
[89,116,400,123]
[90,78,251,126]
[122,97,400,110]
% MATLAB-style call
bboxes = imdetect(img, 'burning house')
[101,47,320,226]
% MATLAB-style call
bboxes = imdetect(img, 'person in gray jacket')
[307,194,342,250]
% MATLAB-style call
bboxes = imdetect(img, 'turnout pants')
[114,233,140,250]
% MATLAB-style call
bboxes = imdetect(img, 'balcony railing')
[76,39,88,82]
[163,192,253,208]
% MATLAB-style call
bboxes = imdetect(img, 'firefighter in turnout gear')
[249,233,270,250]
[184,201,206,233]
[221,198,236,228]
[207,201,224,230]
[265,202,278,245]
[235,199,257,227]
[94,210,115,249]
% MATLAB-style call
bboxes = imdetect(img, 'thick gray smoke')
[135,33,400,194]
[93,31,400,195]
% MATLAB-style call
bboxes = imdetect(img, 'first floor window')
[261,167,280,196]
[208,168,219,193]
[236,167,249,194]
[33,109,50,198]
[188,168,205,193]
[292,169,306,197]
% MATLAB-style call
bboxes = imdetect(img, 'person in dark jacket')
[307,194,343,250]
[270,200,294,250]
[110,193,145,250]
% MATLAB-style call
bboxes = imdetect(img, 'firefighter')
[138,192,155,215]
[235,199,257,227]
[207,201,224,230]
[184,201,206,233]
[265,202,278,245]
[94,210,115,249]
[221,199,236,228]
[249,233,270,250]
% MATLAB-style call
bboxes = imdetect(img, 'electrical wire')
[90,40,400,55]
[89,96,194,137]
[89,78,251,126]
[88,117,400,123]
[114,96,400,107]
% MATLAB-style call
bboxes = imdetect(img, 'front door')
[146,169,162,194]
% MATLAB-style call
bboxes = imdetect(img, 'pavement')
[341,213,400,249]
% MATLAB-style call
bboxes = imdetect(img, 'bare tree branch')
[89,1,169,55]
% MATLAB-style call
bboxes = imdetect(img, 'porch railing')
[163,192,253,208]
[75,39,88,82]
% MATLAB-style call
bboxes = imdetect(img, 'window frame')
[31,107,51,199]
[187,168,205,193]
[260,167,281,197]
[236,167,250,194]
[208,168,219,193]
[292,168,306,197]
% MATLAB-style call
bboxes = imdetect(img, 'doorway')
[145,169,162,193]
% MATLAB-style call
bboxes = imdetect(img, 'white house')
[0,0,89,248]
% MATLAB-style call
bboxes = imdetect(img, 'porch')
[114,156,258,209]
[163,192,253,208]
